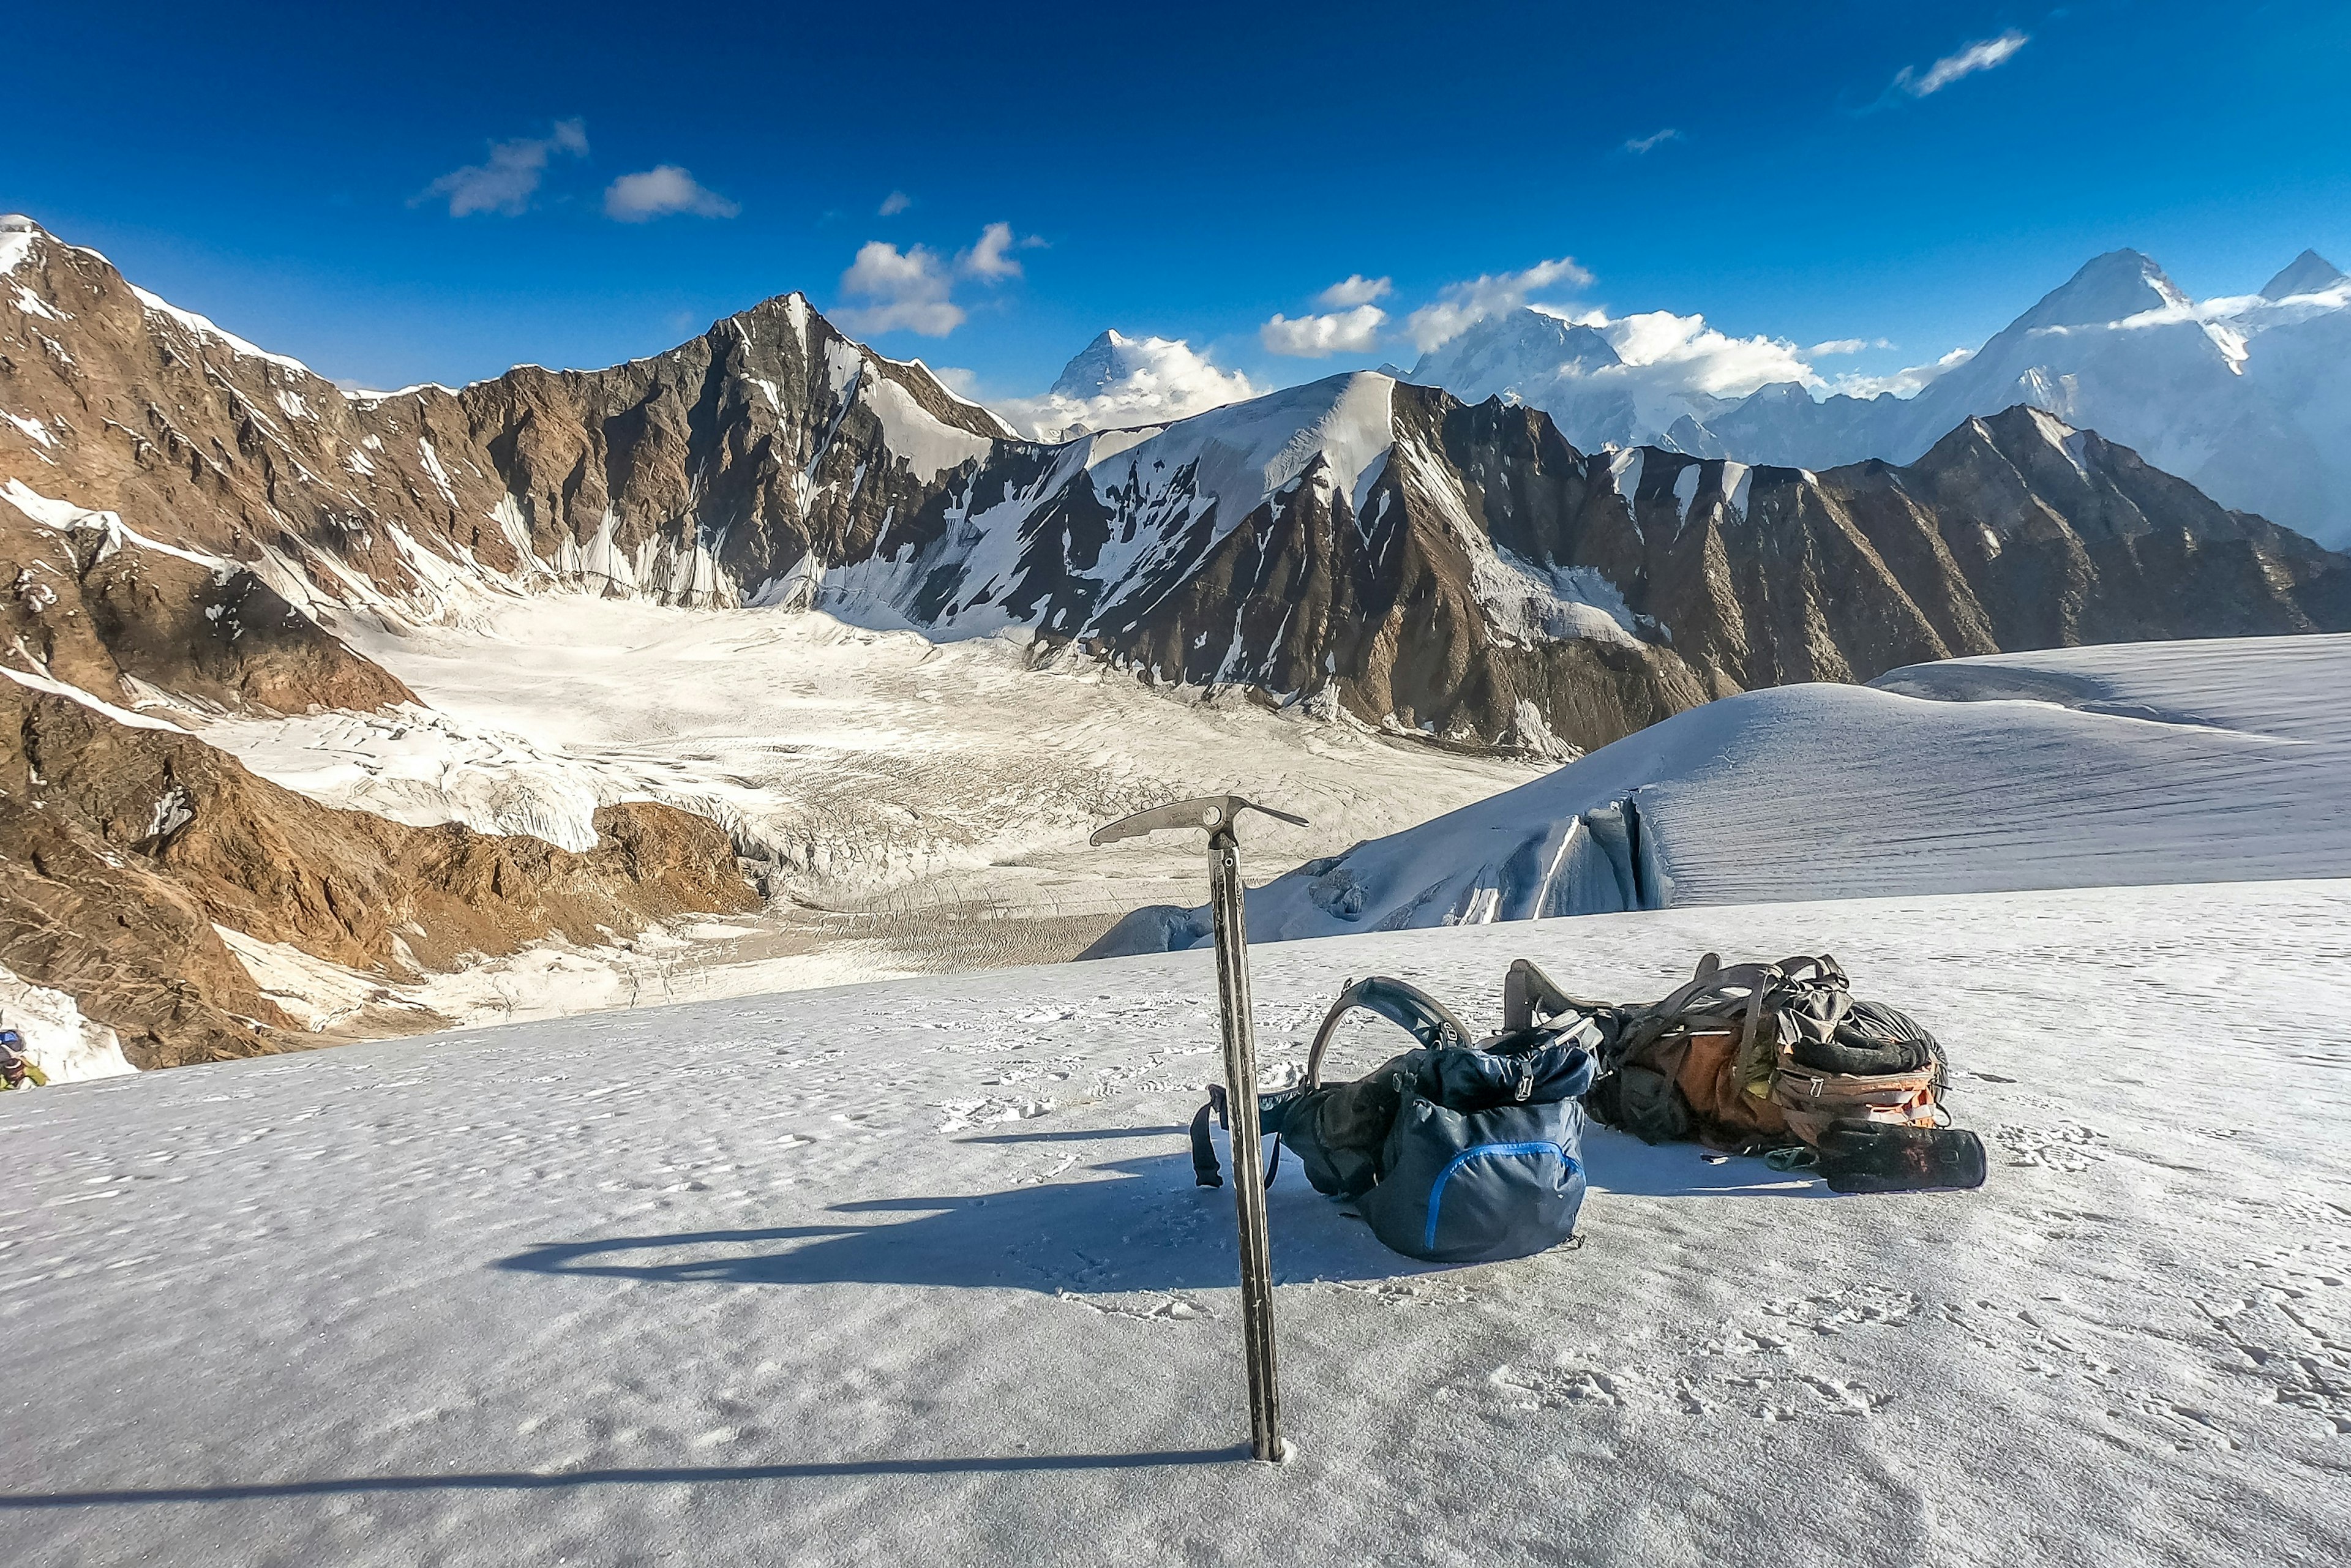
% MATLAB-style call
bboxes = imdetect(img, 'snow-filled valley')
[190,593,1540,1032]
[4,880,2345,1565]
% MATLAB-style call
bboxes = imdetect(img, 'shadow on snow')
[494,1123,1821,1296]
[0,1449,1247,1509]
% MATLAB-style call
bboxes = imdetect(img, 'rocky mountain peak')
[1049,329,1146,399]
[2260,249,2346,300]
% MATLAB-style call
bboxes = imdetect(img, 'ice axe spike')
[1091,794,1303,1465]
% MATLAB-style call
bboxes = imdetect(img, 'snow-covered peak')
[1406,307,1621,402]
[2013,249,2191,332]
[2259,249,2346,301]
[1051,329,1145,399]
[1080,369,1397,522]
[997,331,1259,441]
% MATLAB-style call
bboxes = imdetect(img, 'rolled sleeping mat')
[1813,1120,1987,1193]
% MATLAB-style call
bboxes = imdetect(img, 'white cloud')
[1317,274,1392,309]
[1261,304,1389,358]
[419,119,588,217]
[1599,310,1818,397]
[835,241,965,336]
[603,166,740,222]
[1826,345,1977,399]
[959,221,1042,282]
[992,331,1259,441]
[831,222,1037,337]
[1806,337,1894,356]
[1622,128,1682,154]
[1404,258,1594,353]
[879,190,913,216]
[1894,31,2029,98]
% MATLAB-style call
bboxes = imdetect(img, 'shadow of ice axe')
[1090,796,1305,1466]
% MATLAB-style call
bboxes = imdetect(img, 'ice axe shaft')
[1090,795,1302,1463]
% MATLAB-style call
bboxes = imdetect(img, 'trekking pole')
[1091,795,1307,1464]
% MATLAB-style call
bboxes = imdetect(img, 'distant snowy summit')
[1405,247,2351,550]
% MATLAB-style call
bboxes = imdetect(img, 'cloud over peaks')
[1403,258,1594,353]
[1894,32,2028,98]
[833,222,1038,338]
[603,166,739,222]
[1317,275,1392,309]
[960,221,1043,281]
[836,241,964,337]
[419,119,588,217]
[1262,304,1388,358]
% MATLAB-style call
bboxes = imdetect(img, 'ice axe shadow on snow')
[1090,795,1305,1465]
[493,1147,1428,1293]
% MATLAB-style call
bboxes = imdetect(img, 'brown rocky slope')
[1,672,756,1067]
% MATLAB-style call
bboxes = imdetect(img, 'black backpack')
[1193,976,1597,1264]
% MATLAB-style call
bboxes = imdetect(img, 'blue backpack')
[1192,975,1595,1264]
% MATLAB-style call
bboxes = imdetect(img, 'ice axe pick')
[1090,795,1305,1464]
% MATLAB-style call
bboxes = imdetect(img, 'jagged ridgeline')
[5,214,2347,764]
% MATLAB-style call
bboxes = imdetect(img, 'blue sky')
[10,0,2347,408]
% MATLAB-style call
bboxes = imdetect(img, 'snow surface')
[1221,634,2351,946]
[2,880,2345,1565]
[209,594,1533,895]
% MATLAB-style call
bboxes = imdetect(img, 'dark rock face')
[1,500,414,713]
[0,675,757,1067]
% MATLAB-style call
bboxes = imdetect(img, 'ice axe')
[1090,795,1306,1464]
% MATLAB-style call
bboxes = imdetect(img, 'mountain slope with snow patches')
[5,212,2347,1068]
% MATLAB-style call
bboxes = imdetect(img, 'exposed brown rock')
[1,676,756,1068]
[1,500,414,713]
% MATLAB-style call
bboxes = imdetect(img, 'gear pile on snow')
[1515,951,1987,1193]
[1195,973,1599,1264]
[1194,952,1984,1264]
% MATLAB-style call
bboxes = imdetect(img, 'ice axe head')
[1089,795,1309,847]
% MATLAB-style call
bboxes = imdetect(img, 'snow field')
[1232,634,2351,945]
[193,593,1539,1028]
[3,880,2345,1565]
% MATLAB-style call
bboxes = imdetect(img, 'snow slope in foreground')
[3,881,2345,1566]
[1195,633,2351,949]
